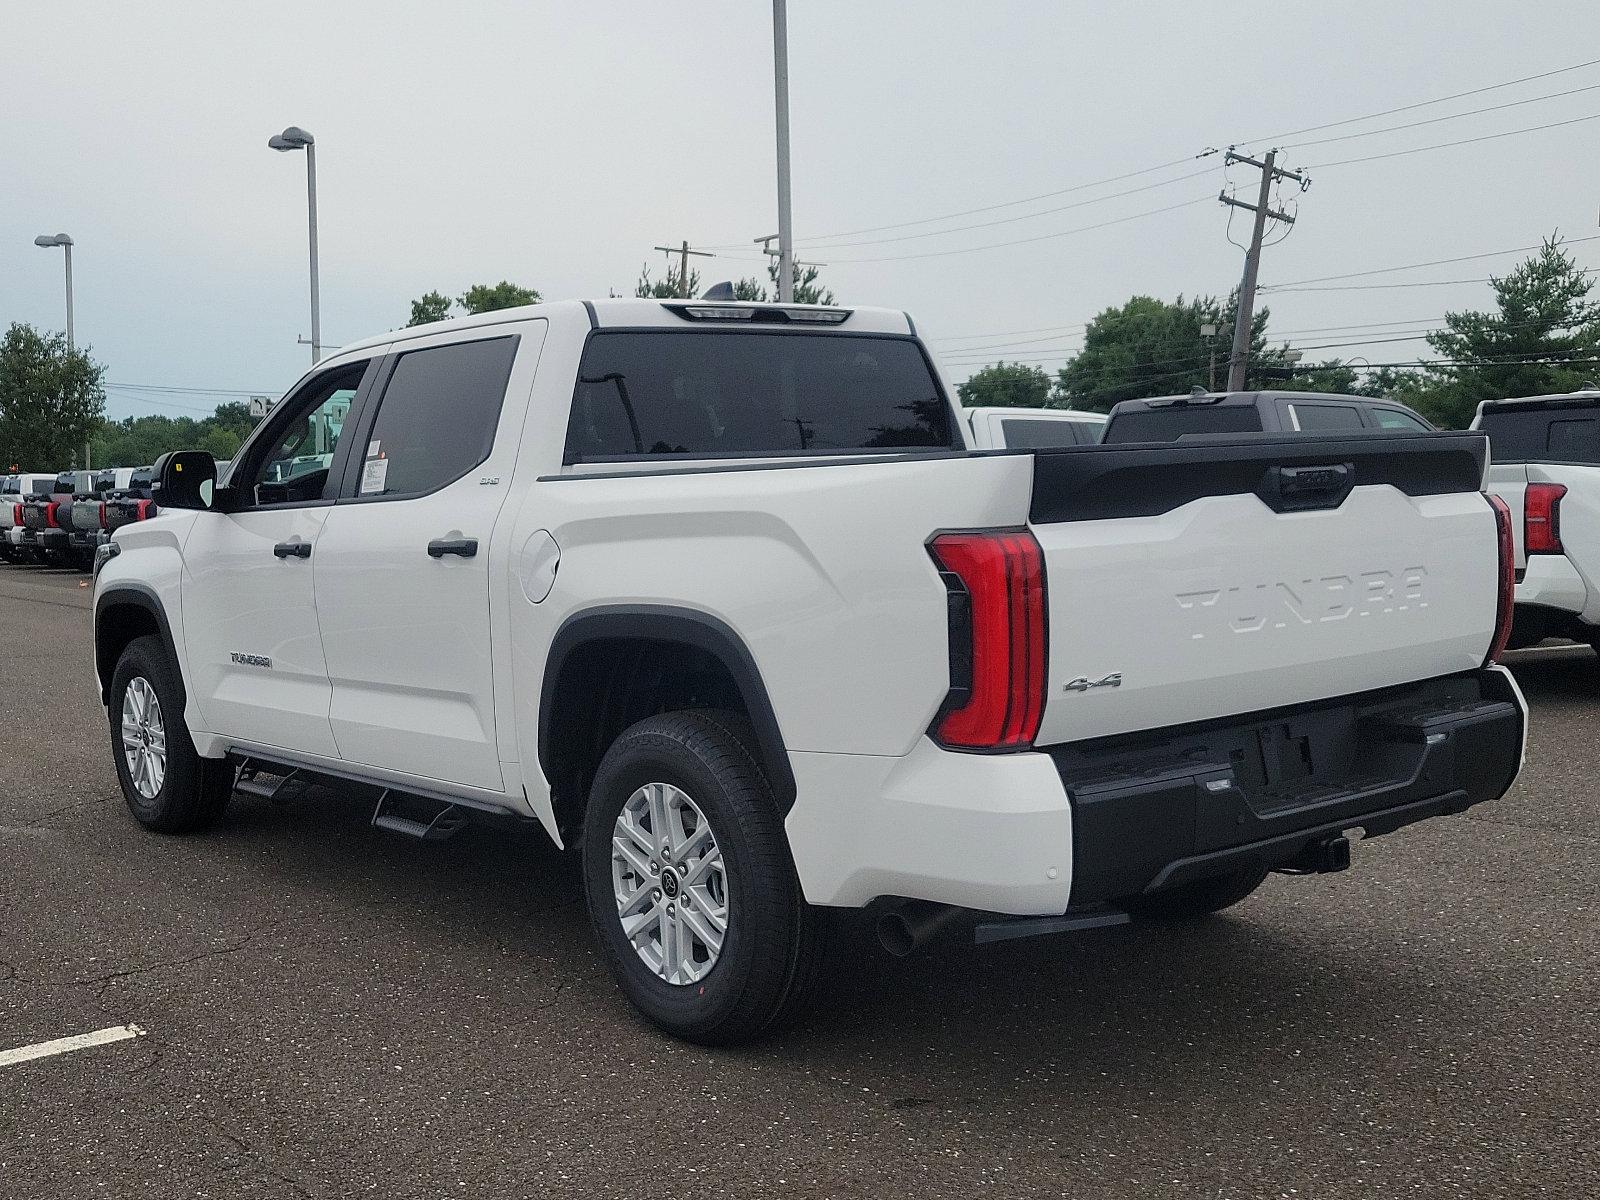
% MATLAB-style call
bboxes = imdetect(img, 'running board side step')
[233,762,309,805]
[371,789,469,841]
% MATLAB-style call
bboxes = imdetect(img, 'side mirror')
[150,450,217,511]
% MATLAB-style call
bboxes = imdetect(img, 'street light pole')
[269,126,321,363]
[771,0,795,303]
[35,233,86,468]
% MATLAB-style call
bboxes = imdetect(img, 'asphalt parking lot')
[0,564,1595,1199]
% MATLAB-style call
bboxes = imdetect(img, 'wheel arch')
[95,584,184,707]
[537,605,797,840]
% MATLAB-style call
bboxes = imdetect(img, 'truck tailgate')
[1029,433,1496,747]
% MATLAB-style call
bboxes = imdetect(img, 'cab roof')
[335,298,915,359]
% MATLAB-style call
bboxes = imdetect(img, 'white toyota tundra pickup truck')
[1473,385,1600,654]
[93,298,1526,1043]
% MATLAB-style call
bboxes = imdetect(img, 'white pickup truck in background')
[94,298,1526,1044]
[1474,385,1600,654]
[960,405,1105,448]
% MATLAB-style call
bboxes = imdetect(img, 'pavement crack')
[69,935,255,1000]
[214,1129,316,1198]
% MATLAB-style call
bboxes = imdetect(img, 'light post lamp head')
[268,126,314,151]
[34,233,73,248]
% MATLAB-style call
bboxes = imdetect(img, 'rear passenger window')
[358,337,518,498]
[1292,404,1364,430]
[1371,408,1430,431]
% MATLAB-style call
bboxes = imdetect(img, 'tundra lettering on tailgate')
[1176,567,1428,639]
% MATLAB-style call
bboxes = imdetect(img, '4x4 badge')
[1064,672,1121,693]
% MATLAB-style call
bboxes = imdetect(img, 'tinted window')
[1001,418,1095,449]
[1102,405,1263,443]
[1371,407,1430,431]
[1547,417,1600,462]
[1480,404,1600,463]
[1293,403,1364,430]
[358,337,518,497]
[566,331,955,460]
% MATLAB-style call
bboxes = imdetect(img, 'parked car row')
[1,467,158,569]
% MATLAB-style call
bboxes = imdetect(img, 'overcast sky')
[4,0,1600,422]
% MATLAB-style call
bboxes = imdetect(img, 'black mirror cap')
[151,450,217,511]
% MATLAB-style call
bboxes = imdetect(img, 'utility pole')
[771,0,795,302]
[1219,148,1307,391]
[653,240,715,298]
[755,234,825,300]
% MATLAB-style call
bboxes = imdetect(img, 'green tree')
[91,401,264,468]
[458,281,542,314]
[407,290,453,327]
[728,261,838,306]
[0,323,107,470]
[957,361,1053,409]
[1053,293,1270,412]
[1408,237,1600,428]
[406,281,542,327]
[635,263,702,299]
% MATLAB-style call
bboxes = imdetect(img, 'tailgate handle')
[1256,462,1355,513]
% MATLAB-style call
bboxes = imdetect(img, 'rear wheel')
[109,635,232,833]
[1123,866,1269,921]
[580,710,826,1045]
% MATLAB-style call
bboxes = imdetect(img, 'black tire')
[109,634,233,834]
[580,710,827,1045]
[1123,866,1269,921]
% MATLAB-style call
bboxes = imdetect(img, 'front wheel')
[109,634,232,833]
[580,710,826,1045]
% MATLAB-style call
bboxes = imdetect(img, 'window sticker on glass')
[361,457,389,495]
[367,440,381,459]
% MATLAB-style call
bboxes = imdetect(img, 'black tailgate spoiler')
[1029,432,1488,523]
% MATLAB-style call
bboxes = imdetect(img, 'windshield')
[566,331,957,460]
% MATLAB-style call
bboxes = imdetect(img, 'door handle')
[427,537,478,559]
[273,541,312,559]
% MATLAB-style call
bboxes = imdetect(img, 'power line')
[801,194,1216,265]
[783,166,1219,250]
[1239,56,1600,145]
[703,154,1214,250]
[1262,234,1600,289]
[1270,267,1600,293]
[1309,110,1600,168]
[1287,80,1600,150]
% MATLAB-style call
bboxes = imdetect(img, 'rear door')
[313,323,544,793]
[1028,433,1499,746]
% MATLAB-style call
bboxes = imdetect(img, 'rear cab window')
[565,331,957,461]
[1102,404,1264,444]
[1480,400,1600,464]
[999,418,1099,448]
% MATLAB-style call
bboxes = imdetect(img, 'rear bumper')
[1051,668,1525,908]
[40,528,69,551]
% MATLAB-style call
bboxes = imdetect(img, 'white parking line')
[0,1024,147,1068]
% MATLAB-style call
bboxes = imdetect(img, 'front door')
[314,326,540,792]
[182,359,375,757]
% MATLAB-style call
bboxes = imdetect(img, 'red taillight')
[136,499,154,520]
[927,530,1047,750]
[1487,494,1515,665]
[98,501,108,529]
[10,503,19,525]
[45,501,60,528]
[1524,482,1566,555]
